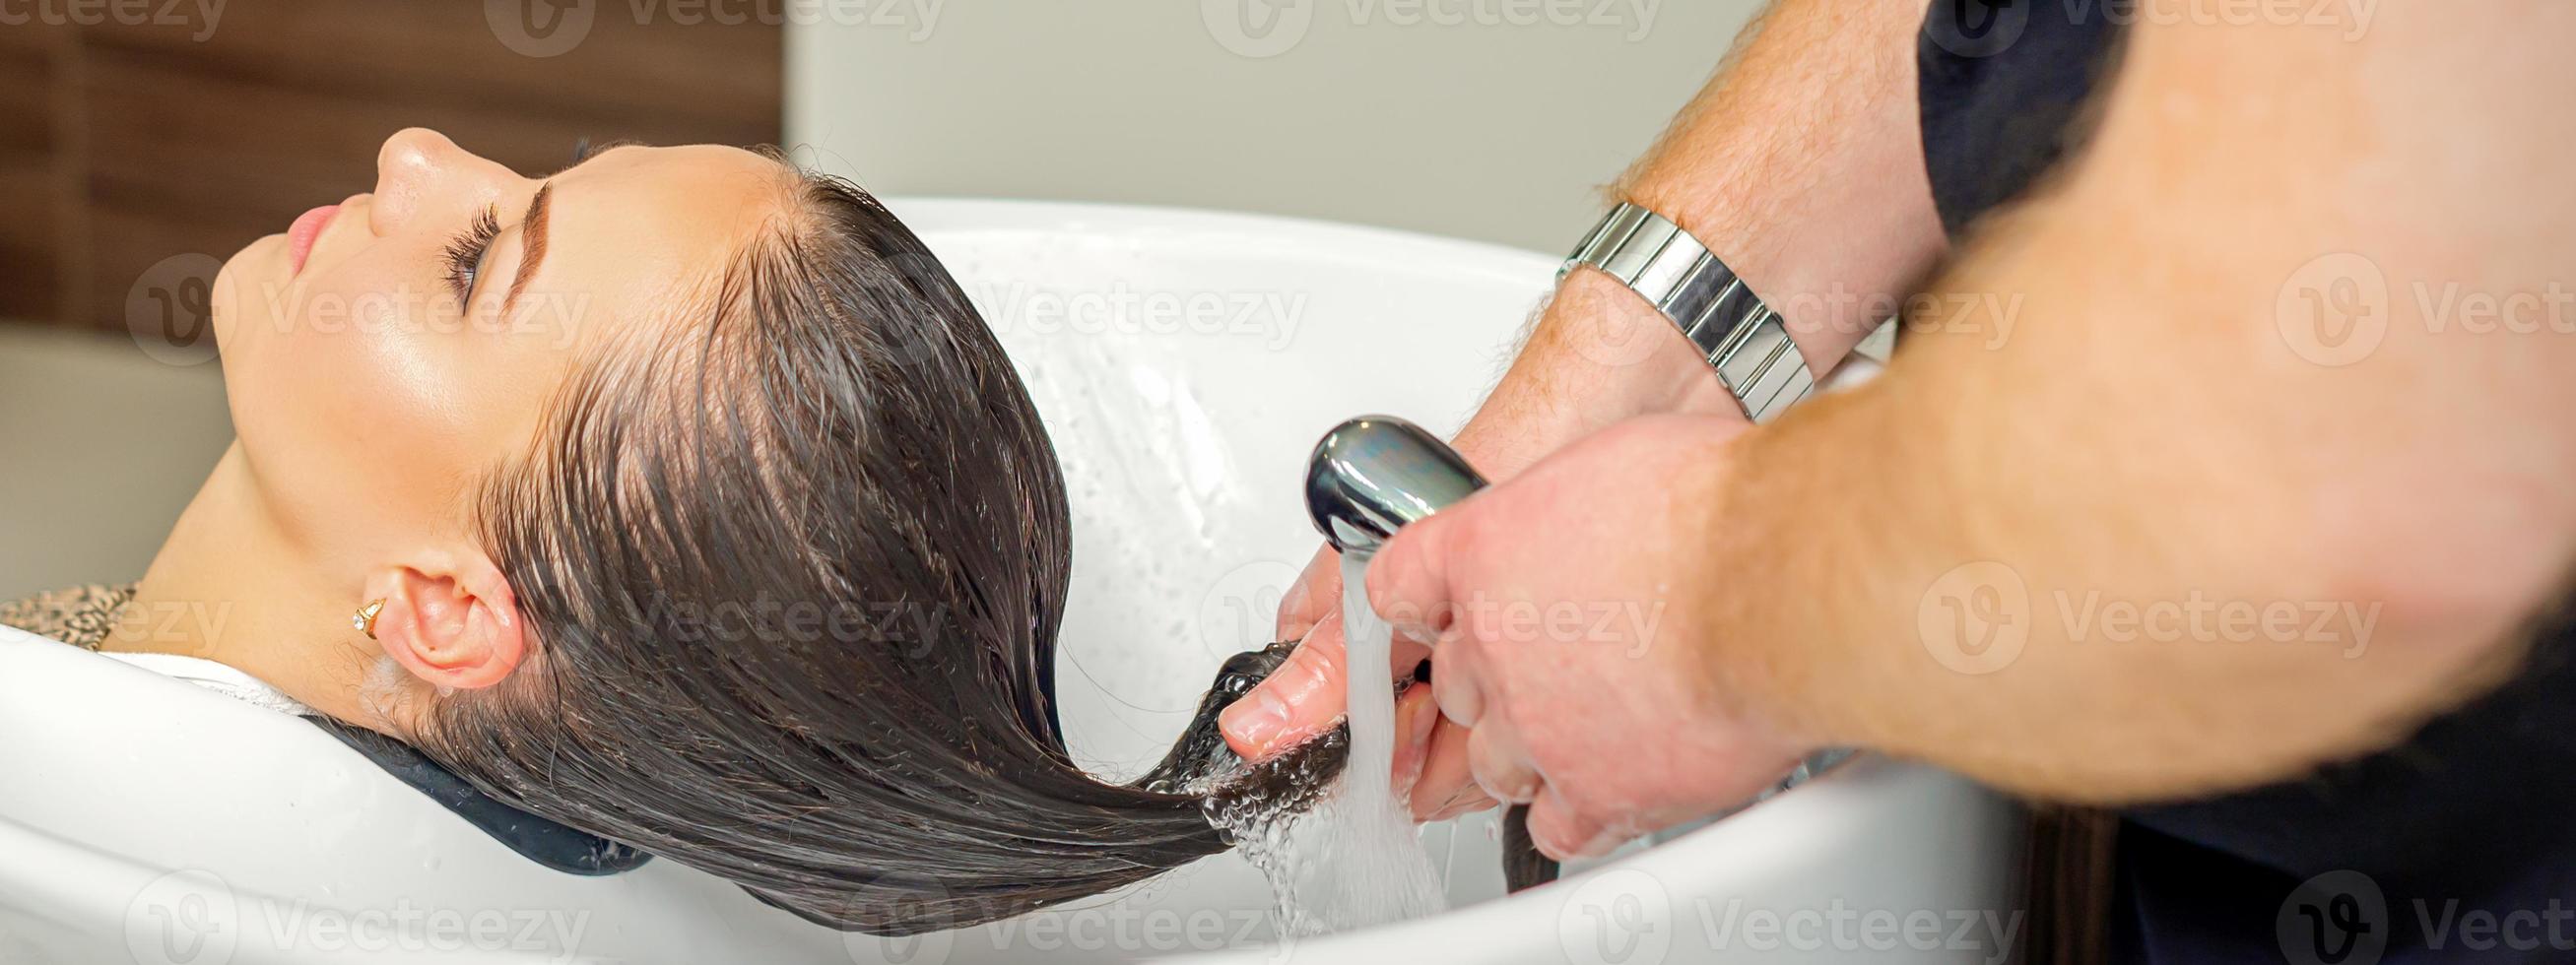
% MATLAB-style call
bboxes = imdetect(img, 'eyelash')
[441,141,592,305]
[440,205,501,305]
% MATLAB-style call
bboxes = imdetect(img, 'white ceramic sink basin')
[0,200,2020,964]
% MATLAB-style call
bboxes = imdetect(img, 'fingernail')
[1575,827,1633,859]
[1390,698,1437,786]
[1476,773,1540,805]
[1221,688,1291,751]
[1433,786,1473,817]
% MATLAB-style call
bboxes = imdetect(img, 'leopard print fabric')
[0,583,138,652]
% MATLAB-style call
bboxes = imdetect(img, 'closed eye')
[441,205,501,305]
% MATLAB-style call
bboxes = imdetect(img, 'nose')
[369,127,518,234]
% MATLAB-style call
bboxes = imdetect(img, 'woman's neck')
[108,444,390,729]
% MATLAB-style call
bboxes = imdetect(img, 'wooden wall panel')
[0,23,71,323]
[0,0,781,334]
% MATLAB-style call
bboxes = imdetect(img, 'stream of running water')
[1208,551,1447,937]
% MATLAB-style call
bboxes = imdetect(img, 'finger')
[1465,721,1543,805]
[1429,785,1502,822]
[1427,629,1486,728]
[1275,544,1343,641]
[1220,612,1349,759]
[1525,784,1622,862]
[1389,685,1440,792]
[1410,718,1495,820]
[1365,504,1475,647]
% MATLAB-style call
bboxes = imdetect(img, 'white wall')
[0,327,231,601]
[787,0,1767,253]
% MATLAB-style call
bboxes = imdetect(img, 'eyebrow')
[501,181,553,314]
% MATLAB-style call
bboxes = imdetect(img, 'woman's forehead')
[529,145,795,345]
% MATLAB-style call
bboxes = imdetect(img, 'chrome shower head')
[1304,416,1486,555]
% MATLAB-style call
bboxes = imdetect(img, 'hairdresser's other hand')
[1226,273,1748,818]
[1268,273,1741,644]
[1366,413,1815,860]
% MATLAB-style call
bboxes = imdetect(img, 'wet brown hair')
[414,163,1236,933]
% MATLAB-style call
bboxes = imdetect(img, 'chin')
[209,234,287,357]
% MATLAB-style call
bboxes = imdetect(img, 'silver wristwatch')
[1560,203,1814,423]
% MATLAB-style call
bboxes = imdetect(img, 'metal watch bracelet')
[1560,203,1815,423]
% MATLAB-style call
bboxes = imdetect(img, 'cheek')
[219,260,503,534]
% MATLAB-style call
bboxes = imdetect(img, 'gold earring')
[353,599,385,639]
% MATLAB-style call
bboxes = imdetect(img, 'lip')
[285,204,341,276]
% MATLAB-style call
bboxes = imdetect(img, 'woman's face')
[210,129,787,556]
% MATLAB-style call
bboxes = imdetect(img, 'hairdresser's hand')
[1224,273,1750,819]
[1365,413,1816,860]
[1268,272,1742,644]
[1240,609,1458,804]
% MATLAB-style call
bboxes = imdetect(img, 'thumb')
[1222,612,1350,760]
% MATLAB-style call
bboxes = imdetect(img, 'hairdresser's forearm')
[1699,14,2576,803]
[1715,298,2547,804]
[1461,0,1942,477]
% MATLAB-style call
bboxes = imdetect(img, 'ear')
[364,549,527,691]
